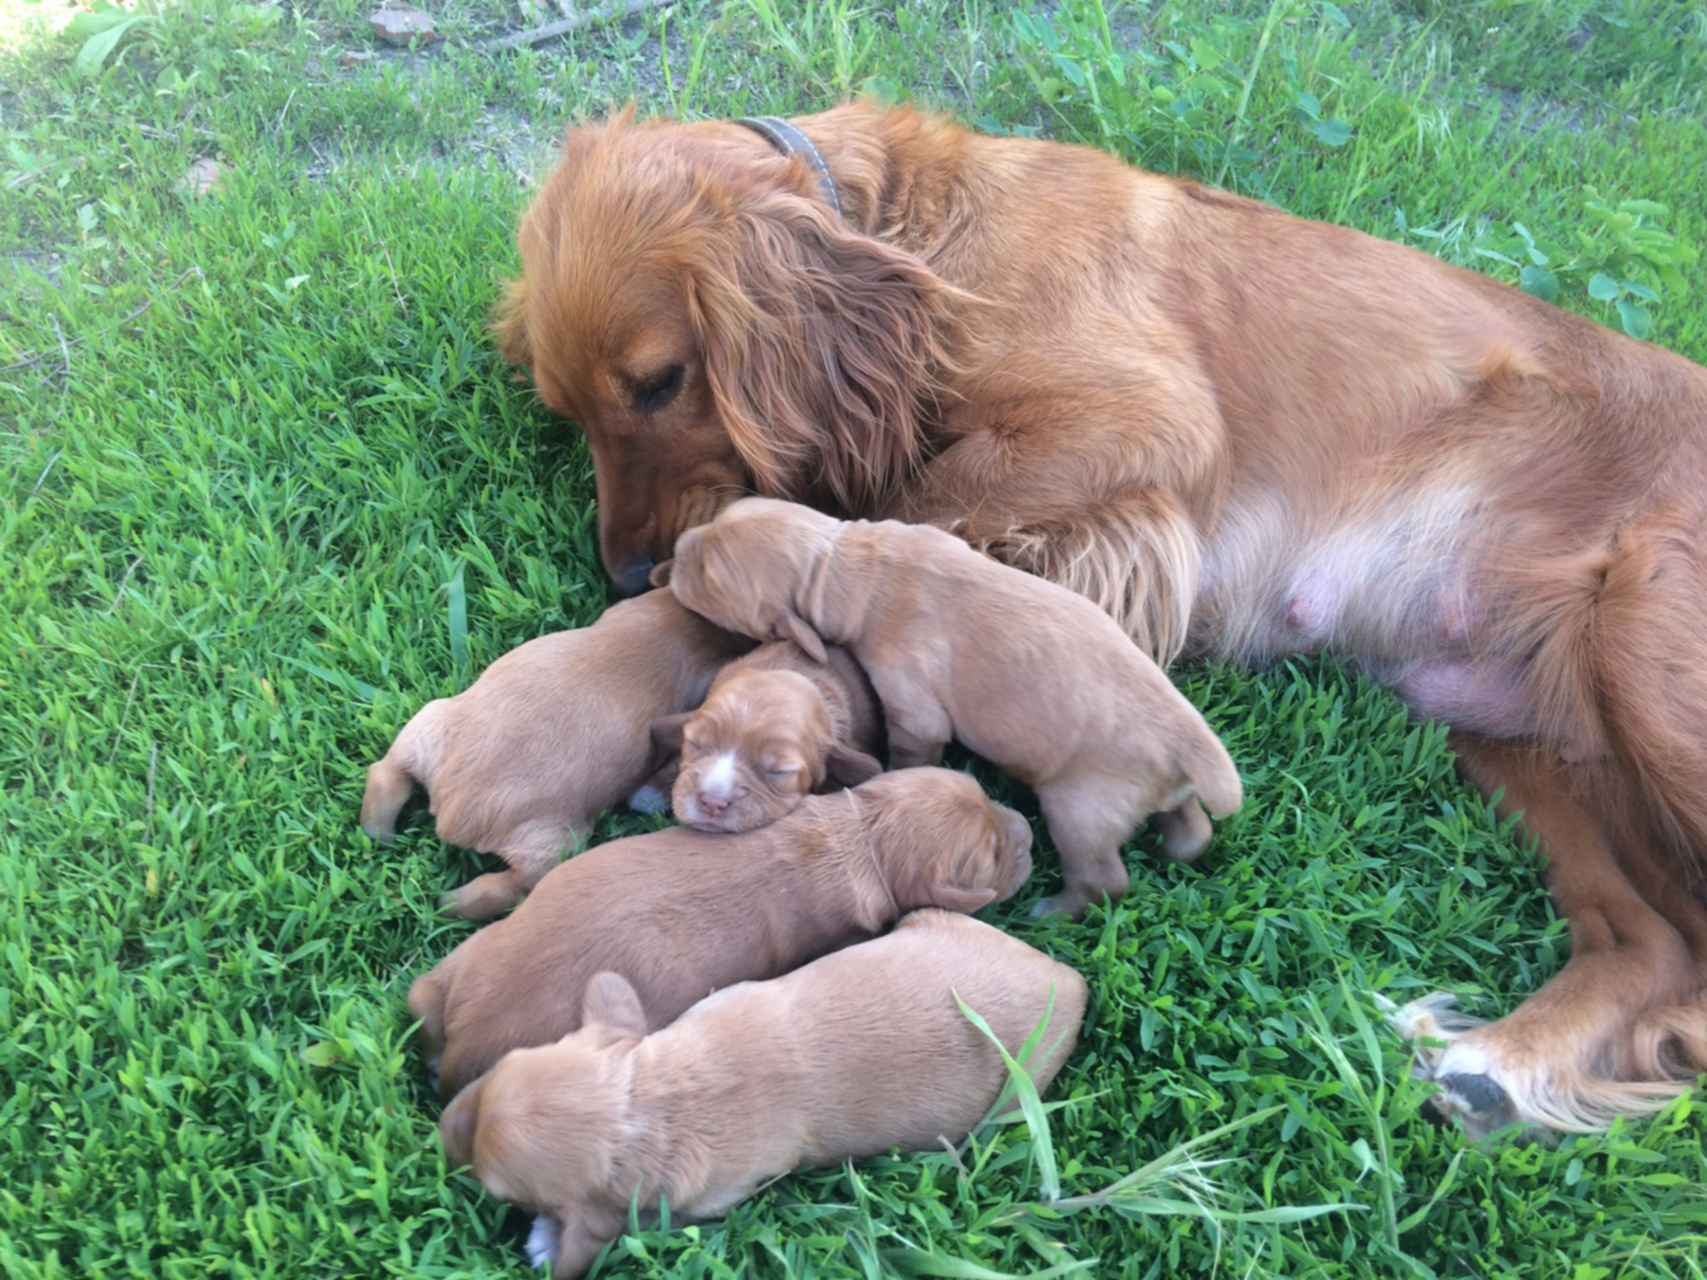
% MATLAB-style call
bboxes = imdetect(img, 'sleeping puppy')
[646,640,885,833]
[359,589,750,920]
[654,497,1244,917]
[408,767,1033,1098]
[439,908,1087,1280]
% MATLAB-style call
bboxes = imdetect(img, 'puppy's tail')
[408,970,449,1086]
[360,755,416,842]
[360,700,445,841]
[1178,728,1243,819]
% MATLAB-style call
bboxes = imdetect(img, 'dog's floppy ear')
[926,884,999,915]
[647,712,692,767]
[439,1073,488,1169]
[825,744,883,788]
[778,609,828,664]
[581,971,648,1039]
[490,275,532,370]
[687,188,965,510]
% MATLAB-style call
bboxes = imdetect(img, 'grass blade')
[445,562,469,675]
[955,987,1061,1203]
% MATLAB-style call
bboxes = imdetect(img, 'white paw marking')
[526,1215,559,1269]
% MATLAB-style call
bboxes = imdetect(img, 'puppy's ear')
[439,1073,488,1169]
[778,609,828,664]
[581,971,647,1039]
[648,559,675,588]
[490,276,532,370]
[825,744,883,788]
[926,884,999,915]
[648,712,692,766]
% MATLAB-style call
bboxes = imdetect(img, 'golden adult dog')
[492,99,1707,1137]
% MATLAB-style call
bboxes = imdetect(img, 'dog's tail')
[361,700,447,841]
[1180,728,1243,819]
[408,970,448,1053]
[360,755,416,842]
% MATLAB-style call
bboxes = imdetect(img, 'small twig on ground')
[106,668,144,767]
[108,555,145,613]
[481,0,674,52]
[274,87,298,140]
[52,317,72,378]
[1,267,204,374]
[27,450,63,500]
[145,742,160,842]
[379,241,408,314]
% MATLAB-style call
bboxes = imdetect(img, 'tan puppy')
[647,640,885,832]
[359,589,750,919]
[440,909,1087,1280]
[409,767,1033,1098]
[655,497,1243,917]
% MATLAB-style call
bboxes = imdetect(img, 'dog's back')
[359,592,749,922]
[850,517,1240,812]
[660,908,1086,1166]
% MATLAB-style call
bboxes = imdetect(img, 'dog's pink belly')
[1390,658,1537,738]
[1196,509,1541,742]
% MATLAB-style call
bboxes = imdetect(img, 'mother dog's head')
[494,105,964,595]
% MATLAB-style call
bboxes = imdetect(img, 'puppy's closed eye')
[630,363,684,414]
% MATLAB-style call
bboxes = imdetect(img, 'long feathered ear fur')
[490,274,532,370]
[686,189,967,513]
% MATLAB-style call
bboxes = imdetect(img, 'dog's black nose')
[611,558,656,597]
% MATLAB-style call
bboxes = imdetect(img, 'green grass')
[4,0,1706,1276]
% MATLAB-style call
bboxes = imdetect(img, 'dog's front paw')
[526,1214,560,1270]
[627,784,670,816]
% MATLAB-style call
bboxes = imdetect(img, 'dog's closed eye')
[630,363,684,414]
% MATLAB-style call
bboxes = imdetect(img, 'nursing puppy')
[440,909,1087,1280]
[359,589,750,920]
[409,767,1033,1098]
[647,639,885,832]
[655,497,1243,917]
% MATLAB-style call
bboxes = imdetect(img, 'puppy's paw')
[1154,799,1212,862]
[627,784,670,816]
[526,1214,560,1270]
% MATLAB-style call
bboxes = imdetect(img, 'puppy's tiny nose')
[611,557,656,597]
[697,792,729,817]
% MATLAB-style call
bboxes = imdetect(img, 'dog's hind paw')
[526,1215,559,1270]
[1433,1071,1519,1137]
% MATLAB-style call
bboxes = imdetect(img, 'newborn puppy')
[655,497,1244,917]
[359,589,750,920]
[440,909,1087,1280]
[409,767,1033,1098]
[648,640,885,832]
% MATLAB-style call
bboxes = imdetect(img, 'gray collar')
[734,115,845,218]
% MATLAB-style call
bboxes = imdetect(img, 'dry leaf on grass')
[179,158,224,198]
[368,5,440,45]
